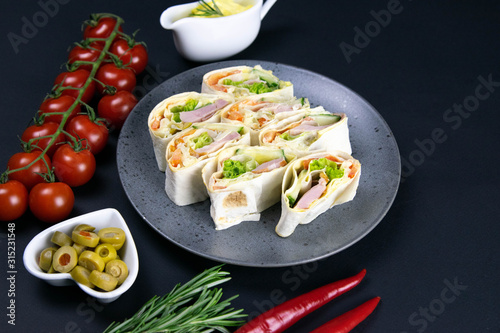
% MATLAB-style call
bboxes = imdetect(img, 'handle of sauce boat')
[260,0,278,20]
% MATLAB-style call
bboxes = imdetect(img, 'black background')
[1,0,499,332]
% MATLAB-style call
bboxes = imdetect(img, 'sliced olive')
[72,242,87,256]
[51,231,73,247]
[52,246,78,273]
[73,224,96,232]
[89,271,118,292]
[105,259,129,285]
[98,227,126,250]
[72,230,100,248]
[78,250,105,272]
[95,243,117,264]
[70,266,95,289]
[38,247,57,272]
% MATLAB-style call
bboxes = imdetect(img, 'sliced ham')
[252,157,286,174]
[295,177,327,209]
[273,104,294,114]
[179,99,229,123]
[195,131,240,154]
[289,122,330,136]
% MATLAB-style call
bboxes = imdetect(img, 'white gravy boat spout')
[160,0,278,62]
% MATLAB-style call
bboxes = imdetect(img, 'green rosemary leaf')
[190,0,225,17]
[103,265,246,333]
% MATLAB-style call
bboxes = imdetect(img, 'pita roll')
[259,107,352,157]
[201,65,293,100]
[165,123,251,206]
[275,151,361,237]
[202,145,296,230]
[220,95,310,145]
[148,92,234,171]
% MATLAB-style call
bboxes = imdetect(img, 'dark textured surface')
[0,1,499,332]
[117,60,400,267]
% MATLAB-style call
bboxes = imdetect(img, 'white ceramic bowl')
[23,208,139,303]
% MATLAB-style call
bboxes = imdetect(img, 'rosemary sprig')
[190,0,224,17]
[103,265,246,333]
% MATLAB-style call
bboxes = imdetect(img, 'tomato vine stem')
[3,13,126,183]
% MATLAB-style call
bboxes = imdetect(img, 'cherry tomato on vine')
[97,90,138,129]
[29,181,74,223]
[68,42,103,72]
[38,95,81,124]
[0,180,28,221]
[54,69,96,104]
[21,122,66,157]
[52,143,96,187]
[7,151,52,190]
[83,16,123,44]
[95,63,136,95]
[65,114,109,154]
[110,38,148,74]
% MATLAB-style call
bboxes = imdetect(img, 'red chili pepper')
[310,296,381,333]
[234,269,366,333]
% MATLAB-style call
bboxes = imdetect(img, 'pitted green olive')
[95,243,117,264]
[105,259,129,285]
[78,250,105,272]
[72,242,87,256]
[70,266,95,289]
[52,246,78,273]
[89,271,118,292]
[73,224,96,232]
[72,230,100,247]
[51,231,73,247]
[38,247,57,272]
[97,227,126,250]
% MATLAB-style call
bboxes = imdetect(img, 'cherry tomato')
[0,180,28,221]
[7,151,52,190]
[68,42,103,72]
[65,115,109,154]
[97,90,138,129]
[52,143,96,187]
[21,122,66,157]
[110,39,148,74]
[83,16,123,44]
[29,182,74,223]
[95,63,136,95]
[54,69,96,104]
[38,95,81,124]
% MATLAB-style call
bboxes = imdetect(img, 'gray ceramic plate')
[117,60,400,267]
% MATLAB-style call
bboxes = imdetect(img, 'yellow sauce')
[191,0,253,18]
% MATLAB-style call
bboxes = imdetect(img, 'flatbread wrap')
[148,92,234,171]
[259,108,352,157]
[201,65,293,100]
[165,123,251,206]
[202,145,296,230]
[275,151,361,237]
[220,95,310,145]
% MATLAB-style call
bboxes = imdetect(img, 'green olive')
[98,227,126,250]
[89,271,118,292]
[51,231,73,247]
[73,224,96,232]
[38,247,57,272]
[52,246,78,273]
[105,259,129,285]
[95,243,117,264]
[72,230,100,247]
[78,250,105,272]
[70,266,95,289]
[72,242,87,256]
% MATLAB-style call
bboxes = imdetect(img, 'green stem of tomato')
[4,13,125,181]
